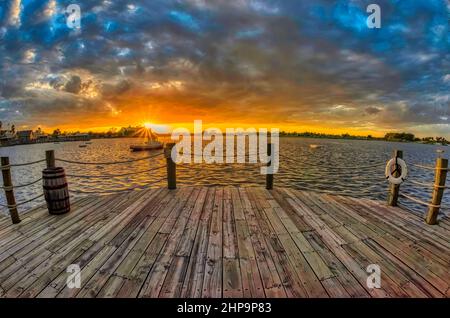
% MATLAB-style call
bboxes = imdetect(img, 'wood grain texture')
[0,186,448,298]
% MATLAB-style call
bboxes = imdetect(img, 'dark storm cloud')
[365,106,382,115]
[0,0,449,135]
[63,75,81,94]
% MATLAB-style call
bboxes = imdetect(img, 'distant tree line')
[3,123,449,145]
[279,131,448,145]
[48,126,143,139]
[1,124,145,140]
[384,132,448,144]
[384,132,415,142]
[279,131,380,140]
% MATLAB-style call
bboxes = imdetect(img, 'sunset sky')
[0,0,449,137]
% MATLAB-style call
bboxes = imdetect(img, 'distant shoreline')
[279,135,448,146]
[0,134,447,148]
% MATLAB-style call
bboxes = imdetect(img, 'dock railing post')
[165,143,176,190]
[425,157,448,225]
[387,150,403,206]
[46,150,56,169]
[266,142,274,190]
[1,157,21,224]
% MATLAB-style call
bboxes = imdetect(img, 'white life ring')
[385,158,408,185]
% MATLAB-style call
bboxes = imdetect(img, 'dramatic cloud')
[0,0,449,136]
[64,75,82,94]
[365,106,382,115]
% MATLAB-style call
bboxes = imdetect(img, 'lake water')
[0,137,448,218]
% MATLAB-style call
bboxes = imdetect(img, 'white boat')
[309,144,321,149]
[130,140,164,151]
[130,128,164,151]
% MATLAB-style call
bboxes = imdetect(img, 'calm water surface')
[0,137,448,217]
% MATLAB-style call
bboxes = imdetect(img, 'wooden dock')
[0,186,449,298]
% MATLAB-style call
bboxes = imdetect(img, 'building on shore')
[16,130,36,144]
[35,132,49,143]
[0,130,90,147]
[56,133,90,142]
[0,131,16,146]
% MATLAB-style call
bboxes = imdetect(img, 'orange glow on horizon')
[33,121,386,138]
[20,96,393,138]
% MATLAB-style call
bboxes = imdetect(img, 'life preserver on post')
[385,158,408,185]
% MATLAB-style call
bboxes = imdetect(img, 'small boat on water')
[79,144,88,148]
[130,127,164,152]
[130,140,164,151]
[309,144,321,149]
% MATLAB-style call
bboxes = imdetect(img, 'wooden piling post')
[266,142,274,190]
[46,150,56,169]
[165,143,176,190]
[1,157,21,224]
[387,150,403,206]
[425,158,448,225]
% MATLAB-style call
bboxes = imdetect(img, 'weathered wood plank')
[245,192,305,299]
[42,189,169,298]
[180,188,215,298]
[116,233,168,298]
[223,258,243,298]
[139,188,199,298]
[0,185,448,299]
[303,231,370,298]
[201,188,223,298]
[241,188,286,298]
[0,194,129,290]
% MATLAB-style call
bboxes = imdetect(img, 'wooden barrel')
[43,167,70,215]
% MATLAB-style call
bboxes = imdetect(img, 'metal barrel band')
[45,196,70,203]
[43,183,69,191]
[49,205,70,213]
[42,174,66,180]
